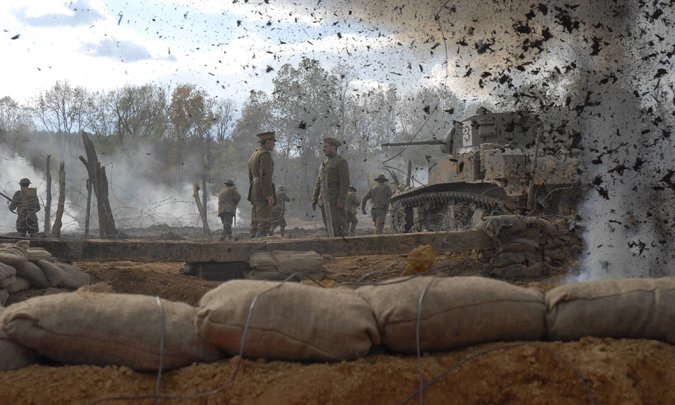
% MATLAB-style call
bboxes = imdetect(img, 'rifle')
[0,191,16,214]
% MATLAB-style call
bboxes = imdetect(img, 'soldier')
[270,186,291,237]
[217,179,241,240]
[9,178,40,237]
[361,174,393,234]
[247,131,276,238]
[312,137,350,237]
[345,185,360,235]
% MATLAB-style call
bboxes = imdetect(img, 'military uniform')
[9,178,40,236]
[247,132,276,238]
[361,175,393,234]
[312,138,350,236]
[270,187,291,236]
[345,186,360,235]
[218,180,241,240]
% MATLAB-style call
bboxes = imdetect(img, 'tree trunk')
[192,183,210,236]
[50,162,66,238]
[79,132,118,239]
[44,155,52,234]
[84,178,92,238]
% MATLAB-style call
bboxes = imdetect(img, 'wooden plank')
[7,230,494,262]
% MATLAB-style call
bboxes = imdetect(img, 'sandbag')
[0,308,43,371]
[12,260,50,289]
[475,215,527,240]
[244,270,288,281]
[26,247,57,263]
[546,277,675,343]
[248,250,325,280]
[0,262,17,288]
[0,242,29,268]
[7,277,31,294]
[197,280,380,361]
[2,291,222,371]
[0,289,7,307]
[34,260,91,289]
[57,263,92,288]
[357,276,546,353]
[35,259,64,287]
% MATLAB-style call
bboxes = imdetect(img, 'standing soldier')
[361,174,393,234]
[312,137,350,237]
[9,178,40,237]
[247,131,276,238]
[270,186,291,237]
[345,185,360,235]
[217,179,240,240]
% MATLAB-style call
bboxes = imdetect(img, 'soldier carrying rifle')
[3,178,40,237]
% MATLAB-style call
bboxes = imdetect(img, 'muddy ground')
[2,226,675,404]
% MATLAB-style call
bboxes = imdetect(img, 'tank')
[382,109,580,232]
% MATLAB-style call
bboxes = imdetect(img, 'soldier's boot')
[375,219,385,235]
[254,229,269,239]
[349,222,357,235]
[279,225,286,237]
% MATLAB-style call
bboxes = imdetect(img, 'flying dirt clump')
[402,244,435,276]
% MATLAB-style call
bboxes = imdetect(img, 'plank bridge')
[3,230,494,263]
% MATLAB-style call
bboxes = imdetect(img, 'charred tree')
[79,132,119,239]
[51,162,66,238]
[84,178,92,238]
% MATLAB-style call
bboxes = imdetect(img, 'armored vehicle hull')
[385,110,580,232]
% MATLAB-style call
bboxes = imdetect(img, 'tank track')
[394,190,510,211]
[390,190,516,232]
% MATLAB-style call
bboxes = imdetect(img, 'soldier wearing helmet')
[9,178,41,236]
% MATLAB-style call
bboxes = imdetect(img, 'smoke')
[0,150,81,233]
[1,138,229,235]
[331,0,675,279]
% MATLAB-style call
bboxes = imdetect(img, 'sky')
[0,0,452,106]
[2,0,675,281]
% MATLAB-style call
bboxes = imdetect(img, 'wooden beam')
[5,230,494,263]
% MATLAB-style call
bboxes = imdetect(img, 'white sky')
[0,0,452,106]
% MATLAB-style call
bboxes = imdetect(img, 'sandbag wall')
[0,241,91,306]
[476,215,580,278]
[2,275,675,372]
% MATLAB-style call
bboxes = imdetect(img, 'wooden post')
[192,183,211,236]
[44,155,52,234]
[51,162,66,238]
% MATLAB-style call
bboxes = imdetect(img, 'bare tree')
[212,99,237,143]
[33,81,88,159]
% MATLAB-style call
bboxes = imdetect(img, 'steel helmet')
[19,178,31,186]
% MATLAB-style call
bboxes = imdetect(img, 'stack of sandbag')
[546,276,675,343]
[246,250,325,281]
[475,215,572,278]
[1,291,222,371]
[0,241,91,304]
